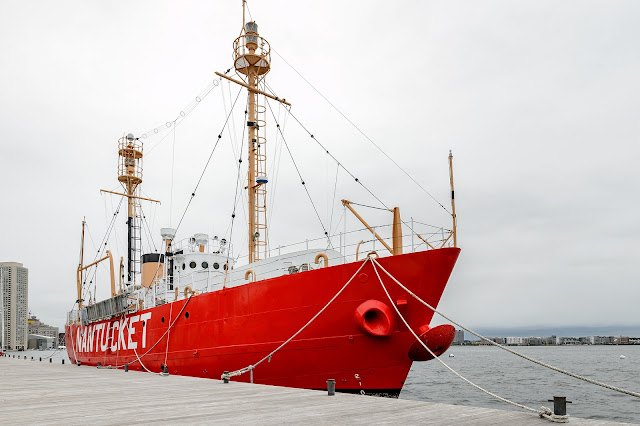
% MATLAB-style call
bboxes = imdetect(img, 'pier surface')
[0,357,632,425]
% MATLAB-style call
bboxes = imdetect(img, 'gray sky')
[1,0,638,332]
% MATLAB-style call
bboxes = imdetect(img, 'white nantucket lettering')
[140,312,152,348]
[128,315,140,350]
[76,327,83,352]
[94,324,104,352]
[101,322,110,351]
[81,326,88,352]
[87,325,95,352]
[111,321,120,351]
[118,317,128,351]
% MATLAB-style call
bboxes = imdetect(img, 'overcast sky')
[1,0,638,333]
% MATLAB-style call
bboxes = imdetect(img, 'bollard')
[124,364,129,372]
[163,365,169,375]
[50,358,52,363]
[77,360,81,366]
[62,359,65,364]
[548,396,572,416]
[97,362,101,368]
[327,379,336,396]
[39,357,42,362]
[223,371,229,384]
[24,356,27,360]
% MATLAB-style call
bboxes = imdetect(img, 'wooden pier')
[0,356,631,425]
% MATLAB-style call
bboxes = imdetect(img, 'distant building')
[58,332,66,348]
[453,329,465,344]
[27,315,58,340]
[506,337,525,345]
[0,262,29,350]
[27,334,56,350]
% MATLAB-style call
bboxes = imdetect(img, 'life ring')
[314,253,329,267]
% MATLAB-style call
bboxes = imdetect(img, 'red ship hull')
[66,248,459,396]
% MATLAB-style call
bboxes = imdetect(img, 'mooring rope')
[222,258,370,380]
[371,258,640,400]
[370,260,569,423]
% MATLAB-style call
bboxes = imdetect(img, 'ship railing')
[66,309,80,325]
[171,236,233,257]
[233,34,271,72]
[233,220,454,266]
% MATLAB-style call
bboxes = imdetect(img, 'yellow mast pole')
[248,74,257,263]
[449,150,457,248]
[77,219,86,308]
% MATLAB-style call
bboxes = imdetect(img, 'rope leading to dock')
[222,258,371,381]
[371,258,640,400]
[369,261,571,423]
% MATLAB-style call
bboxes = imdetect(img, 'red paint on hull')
[66,248,459,394]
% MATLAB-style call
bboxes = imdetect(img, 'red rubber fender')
[408,324,456,361]
[353,300,395,337]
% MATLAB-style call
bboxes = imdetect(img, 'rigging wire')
[225,97,249,272]
[271,48,450,214]
[265,98,333,249]
[141,71,230,156]
[82,197,124,297]
[170,86,243,244]
[139,203,158,253]
[169,125,176,226]
[282,107,389,211]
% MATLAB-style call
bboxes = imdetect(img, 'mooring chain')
[371,258,640,400]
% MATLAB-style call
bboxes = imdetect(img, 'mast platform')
[0,356,626,425]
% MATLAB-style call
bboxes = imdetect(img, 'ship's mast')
[237,1,271,263]
[216,2,289,263]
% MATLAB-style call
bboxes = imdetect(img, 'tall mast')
[449,151,457,248]
[233,4,271,263]
[118,133,144,284]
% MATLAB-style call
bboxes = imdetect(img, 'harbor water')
[6,345,639,423]
[401,345,640,424]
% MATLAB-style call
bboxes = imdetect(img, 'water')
[5,348,70,364]
[401,345,640,424]
[5,346,639,423]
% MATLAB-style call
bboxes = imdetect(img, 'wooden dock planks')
[0,357,632,425]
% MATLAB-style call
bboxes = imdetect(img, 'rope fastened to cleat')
[222,258,371,381]
[372,258,640,400]
[369,261,559,420]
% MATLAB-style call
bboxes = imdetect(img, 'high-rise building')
[0,262,29,350]
[454,329,465,344]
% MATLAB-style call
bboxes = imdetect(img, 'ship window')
[223,263,228,271]
[185,312,190,319]
[161,316,165,323]
[213,262,219,270]
[182,264,185,270]
[202,261,208,269]
[190,261,196,269]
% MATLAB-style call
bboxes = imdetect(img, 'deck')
[0,356,631,425]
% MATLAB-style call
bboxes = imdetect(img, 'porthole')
[223,263,228,271]
[213,262,220,270]
[202,261,208,269]
[161,316,165,323]
[182,264,185,270]
[185,312,190,319]
[190,261,196,269]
